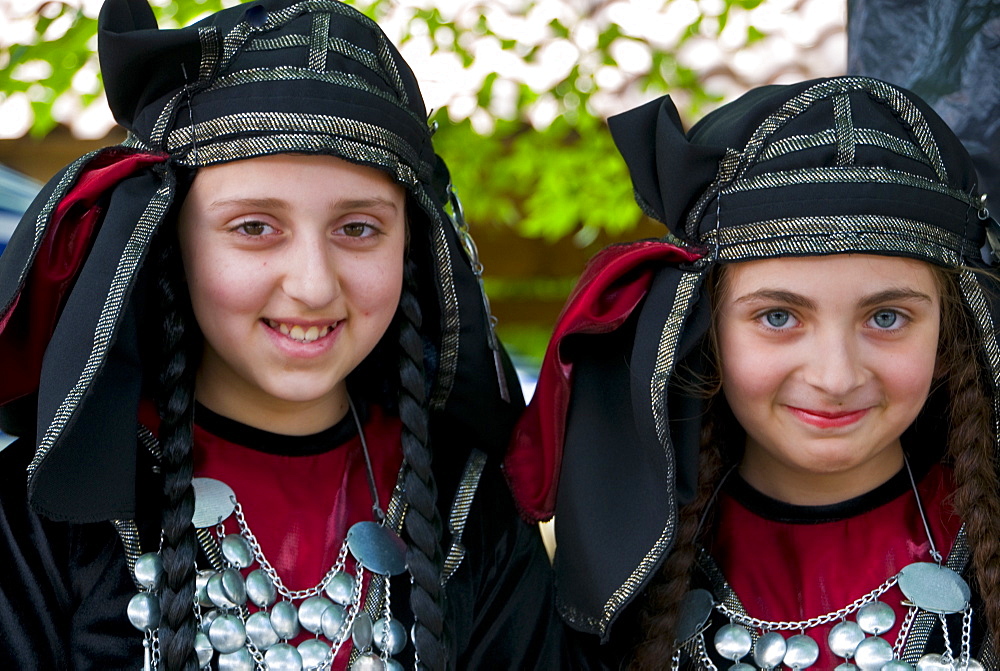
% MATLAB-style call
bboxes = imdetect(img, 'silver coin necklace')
[674,458,978,671]
[127,396,409,671]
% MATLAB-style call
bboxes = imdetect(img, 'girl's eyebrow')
[733,289,815,309]
[857,288,935,308]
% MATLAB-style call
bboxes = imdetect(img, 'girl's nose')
[280,237,340,308]
[800,330,867,397]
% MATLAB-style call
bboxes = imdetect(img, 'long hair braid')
[397,258,448,670]
[629,406,729,670]
[155,233,200,671]
[938,272,1000,654]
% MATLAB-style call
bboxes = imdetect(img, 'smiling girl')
[0,1,561,670]
[505,76,1000,669]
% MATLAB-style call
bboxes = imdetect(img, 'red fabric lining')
[0,150,168,405]
[504,240,702,521]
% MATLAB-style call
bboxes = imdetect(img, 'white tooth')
[290,325,305,340]
[321,325,332,337]
[279,323,290,336]
[305,326,319,341]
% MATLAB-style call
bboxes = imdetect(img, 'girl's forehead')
[719,254,940,295]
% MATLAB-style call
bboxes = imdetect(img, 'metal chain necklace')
[127,396,409,671]
[674,459,979,671]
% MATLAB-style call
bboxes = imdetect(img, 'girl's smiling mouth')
[786,405,871,428]
[264,318,341,343]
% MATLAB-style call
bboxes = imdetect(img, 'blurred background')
[1,0,997,405]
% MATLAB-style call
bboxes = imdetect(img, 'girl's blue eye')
[872,310,898,328]
[765,310,791,328]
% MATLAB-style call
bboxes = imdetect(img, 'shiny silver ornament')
[753,631,787,669]
[373,617,407,655]
[127,592,161,631]
[324,571,356,605]
[298,638,332,670]
[321,603,348,640]
[783,634,819,669]
[133,553,164,590]
[265,642,304,671]
[856,601,895,635]
[246,611,280,650]
[246,568,278,608]
[298,596,334,634]
[347,521,407,576]
[729,665,755,671]
[351,652,386,671]
[828,620,865,658]
[271,600,301,639]
[194,631,214,667]
[963,660,985,670]
[353,611,374,649]
[834,664,860,671]
[207,572,237,609]
[196,569,215,607]
[199,608,220,634]
[221,567,247,605]
[854,636,894,670]
[191,478,237,528]
[916,654,957,671]
[882,662,916,670]
[898,563,971,615]
[221,533,254,569]
[384,660,404,671]
[675,589,714,643]
[209,613,247,654]
[714,623,752,661]
[217,647,255,671]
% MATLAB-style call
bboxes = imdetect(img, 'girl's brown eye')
[342,223,372,237]
[239,221,269,236]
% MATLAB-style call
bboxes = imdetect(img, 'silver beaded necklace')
[675,459,979,671]
[127,396,410,671]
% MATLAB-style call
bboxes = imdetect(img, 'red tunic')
[710,464,962,668]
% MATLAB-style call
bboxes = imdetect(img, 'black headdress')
[507,76,999,638]
[0,0,517,523]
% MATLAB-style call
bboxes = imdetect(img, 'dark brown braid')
[155,233,200,671]
[936,268,1000,654]
[397,258,448,670]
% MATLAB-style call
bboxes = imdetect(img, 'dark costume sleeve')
[445,461,566,669]
[0,438,141,670]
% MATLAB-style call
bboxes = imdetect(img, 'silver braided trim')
[759,128,930,169]
[112,518,144,588]
[833,93,855,165]
[441,449,488,585]
[26,176,175,483]
[704,216,965,264]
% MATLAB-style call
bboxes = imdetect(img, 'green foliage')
[0,0,781,239]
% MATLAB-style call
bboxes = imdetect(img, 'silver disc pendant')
[192,478,237,528]
[207,572,237,609]
[353,611,375,650]
[385,660,404,671]
[834,664,860,671]
[856,601,896,635]
[373,617,407,655]
[298,596,334,634]
[351,652,386,671]
[209,614,247,654]
[200,609,220,634]
[246,611,280,650]
[221,567,247,605]
[898,563,971,615]
[194,631,214,667]
[217,647,254,671]
[916,654,957,670]
[729,664,755,671]
[828,620,865,659]
[675,589,715,643]
[221,534,254,569]
[321,603,348,640]
[783,634,819,669]
[265,642,304,671]
[883,662,916,670]
[271,600,302,640]
[347,522,408,576]
[196,570,215,607]
[754,631,787,669]
[133,553,164,590]
[325,571,356,605]
[246,569,278,608]
[127,592,161,631]
[854,636,894,671]
[714,623,752,661]
[298,638,332,670]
